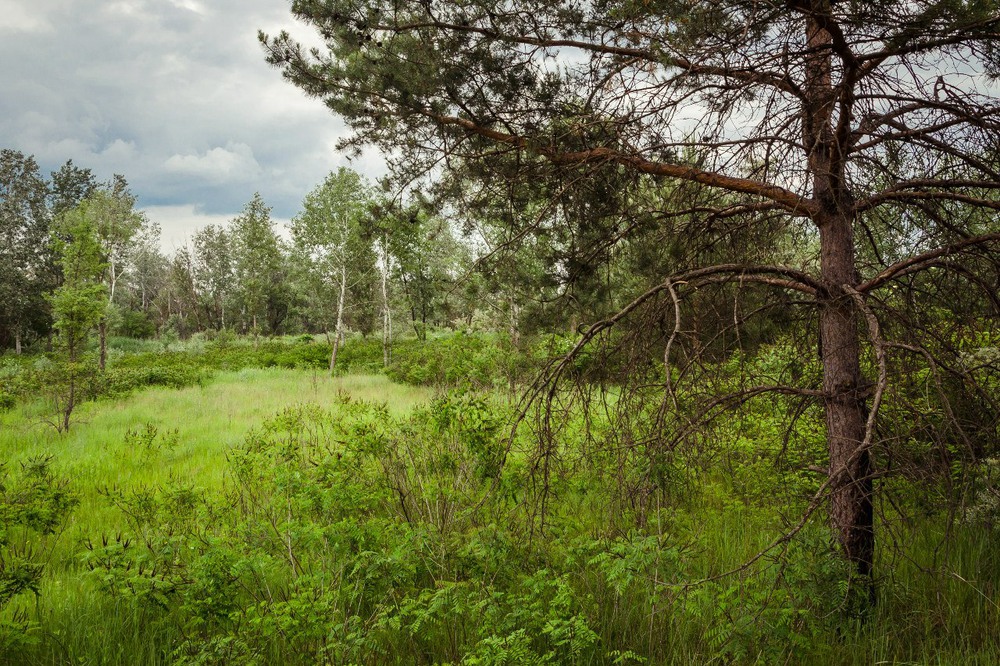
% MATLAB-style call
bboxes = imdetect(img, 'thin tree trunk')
[62,375,75,433]
[330,329,342,374]
[100,276,117,371]
[99,319,107,372]
[508,294,521,393]
[330,263,348,375]
[381,237,391,367]
[14,329,21,355]
[62,338,78,433]
[509,293,520,348]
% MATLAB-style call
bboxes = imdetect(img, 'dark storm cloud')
[0,0,382,246]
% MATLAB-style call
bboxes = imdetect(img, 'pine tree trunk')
[820,215,874,582]
[804,4,875,593]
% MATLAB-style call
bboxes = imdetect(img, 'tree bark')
[820,216,874,581]
[109,259,118,304]
[381,237,391,367]
[98,319,107,372]
[805,5,875,588]
[14,329,21,355]
[62,374,75,433]
[330,263,347,375]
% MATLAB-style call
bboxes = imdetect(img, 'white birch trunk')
[381,236,391,367]
[509,293,520,348]
[330,262,348,375]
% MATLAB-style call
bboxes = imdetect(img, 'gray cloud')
[0,0,382,243]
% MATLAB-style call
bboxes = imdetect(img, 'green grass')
[2,366,1000,664]
[0,369,430,580]
[0,369,432,665]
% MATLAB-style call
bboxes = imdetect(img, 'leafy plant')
[0,456,76,655]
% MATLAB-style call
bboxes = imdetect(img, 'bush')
[386,332,538,389]
[101,365,210,397]
[81,394,629,664]
[112,310,157,339]
[0,456,76,657]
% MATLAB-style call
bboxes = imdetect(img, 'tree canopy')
[0,149,52,352]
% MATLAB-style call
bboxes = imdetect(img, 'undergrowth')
[0,335,998,664]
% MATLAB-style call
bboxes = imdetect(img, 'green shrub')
[100,365,210,397]
[112,310,157,339]
[335,336,383,373]
[386,332,539,389]
[0,456,76,657]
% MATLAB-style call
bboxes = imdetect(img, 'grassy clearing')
[1,369,431,665]
[1,362,998,664]
[0,369,430,579]
[1,367,428,478]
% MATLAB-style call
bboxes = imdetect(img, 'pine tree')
[263,0,1000,592]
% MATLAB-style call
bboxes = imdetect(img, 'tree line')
[0,155,518,363]
[3,151,723,369]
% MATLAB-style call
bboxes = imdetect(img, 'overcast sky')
[0,0,384,249]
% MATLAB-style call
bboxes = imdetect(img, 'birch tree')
[230,193,283,336]
[192,224,234,330]
[291,168,374,374]
[86,180,147,370]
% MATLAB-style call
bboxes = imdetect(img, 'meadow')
[0,336,998,665]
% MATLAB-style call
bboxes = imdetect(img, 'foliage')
[0,359,996,663]
[57,389,876,665]
[0,149,53,352]
[386,332,536,389]
[230,193,287,335]
[0,456,76,657]
[111,307,158,339]
[262,0,1000,594]
[46,201,108,431]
